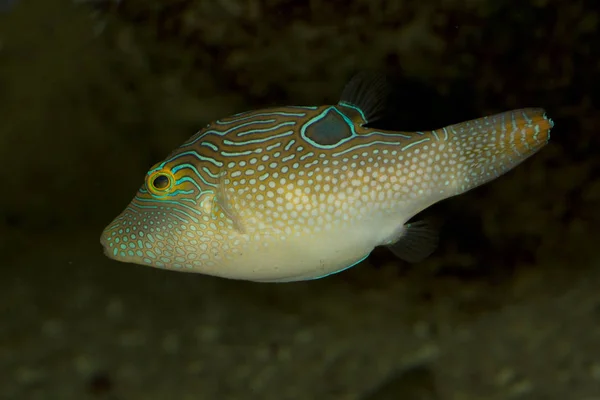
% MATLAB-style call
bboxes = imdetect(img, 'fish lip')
[99,231,112,258]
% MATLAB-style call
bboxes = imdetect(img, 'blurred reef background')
[1,0,599,399]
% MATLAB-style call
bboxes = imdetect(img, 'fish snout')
[99,230,115,259]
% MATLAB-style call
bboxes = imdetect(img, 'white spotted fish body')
[100,73,553,282]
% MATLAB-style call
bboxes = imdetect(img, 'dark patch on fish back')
[303,107,352,146]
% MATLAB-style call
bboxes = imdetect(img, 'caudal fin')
[442,108,553,194]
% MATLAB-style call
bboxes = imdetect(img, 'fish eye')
[152,175,170,189]
[147,170,174,195]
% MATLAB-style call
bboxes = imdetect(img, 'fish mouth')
[99,231,113,258]
[99,225,123,261]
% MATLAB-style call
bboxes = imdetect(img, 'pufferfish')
[100,72,553,282]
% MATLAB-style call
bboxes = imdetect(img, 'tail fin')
[444,108,553,194]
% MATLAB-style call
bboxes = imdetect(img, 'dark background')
[1,0,599,399]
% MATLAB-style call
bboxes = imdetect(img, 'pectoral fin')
[215,170,246,234]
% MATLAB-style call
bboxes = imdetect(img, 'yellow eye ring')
[147,169,175,196]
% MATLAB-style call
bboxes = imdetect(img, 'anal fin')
[384,219,439,263]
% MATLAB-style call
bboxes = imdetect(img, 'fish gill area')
[0,0,599,399]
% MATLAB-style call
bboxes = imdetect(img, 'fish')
[100,72,554,282]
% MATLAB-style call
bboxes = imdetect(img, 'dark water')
[1,0,599,399]
[0,0,18,12]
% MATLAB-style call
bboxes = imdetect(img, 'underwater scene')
[1,0,599,399]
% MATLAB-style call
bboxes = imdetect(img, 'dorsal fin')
[338,71,391,125]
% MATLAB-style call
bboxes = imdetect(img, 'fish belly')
[219,219,390,282]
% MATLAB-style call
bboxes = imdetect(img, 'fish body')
[100,73,553,282]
